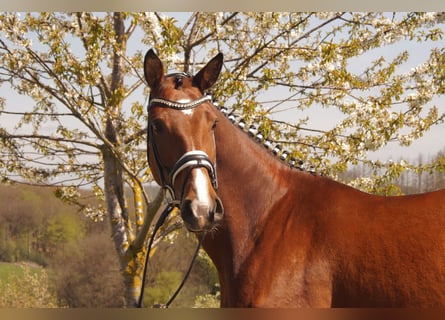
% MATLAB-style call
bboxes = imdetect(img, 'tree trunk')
[102,12,149,307]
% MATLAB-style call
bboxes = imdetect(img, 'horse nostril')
[180,199,193,217]
[215,196,224,217]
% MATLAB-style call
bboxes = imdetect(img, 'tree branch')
[0,131,100,149]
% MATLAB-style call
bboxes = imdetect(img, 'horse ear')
[193,52,223,91]
[144,49,164,89]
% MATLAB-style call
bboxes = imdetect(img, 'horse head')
[144,49,224,233]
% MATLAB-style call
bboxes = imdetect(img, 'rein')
[137,200,176,308]
[137,198,205,308]
[138,94,218,308]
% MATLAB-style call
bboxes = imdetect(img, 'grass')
[0,262,41,281]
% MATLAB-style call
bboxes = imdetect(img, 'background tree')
[1,12,445,306]
[0,12,171,307]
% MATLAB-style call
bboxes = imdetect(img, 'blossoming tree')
[1,12,444,306]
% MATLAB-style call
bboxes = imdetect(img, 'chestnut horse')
[143,49,445,307]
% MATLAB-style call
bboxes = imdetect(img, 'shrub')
[0,263,59,307]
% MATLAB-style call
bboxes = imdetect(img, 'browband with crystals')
[148,95,213,110]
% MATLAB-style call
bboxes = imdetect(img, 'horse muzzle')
[181,195,224,232]
[166,151,223,232]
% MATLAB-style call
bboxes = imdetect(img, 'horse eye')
[151,119,164,134]
[212,119,218,130]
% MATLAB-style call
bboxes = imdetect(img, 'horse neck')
[204,109,293,273]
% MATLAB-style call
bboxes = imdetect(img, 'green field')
[0,262,41,282]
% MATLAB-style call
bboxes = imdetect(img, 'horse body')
[143,49,445,307]
[207,110,445,307]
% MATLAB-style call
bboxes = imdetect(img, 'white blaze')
[191,169,212,215]
[177,99,194,116]
[181,109,194,116]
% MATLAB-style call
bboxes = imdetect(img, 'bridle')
[138,82,219,308]
[147,92,219,204]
